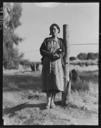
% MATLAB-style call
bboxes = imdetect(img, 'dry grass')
[3,68,98,125]
[70,81,98,114]
[3,72,42,92]
[71,79,89,91]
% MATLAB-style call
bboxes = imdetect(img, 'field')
[3,65,98,125]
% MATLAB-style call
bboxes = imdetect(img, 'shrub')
[70,69,79,82]
[87,52,98,60]
[71,79,89,91]
[70,56,77,61]
[20,59,31,67]
[3,60,19,69]
[85,62,89,66]
[70,69,89,91]
[30,63,36,71]
[77,53,87,60]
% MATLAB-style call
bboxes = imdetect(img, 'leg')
[46,91,51,109]
[50,91,56,108]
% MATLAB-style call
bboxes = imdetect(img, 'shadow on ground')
[3,101,62,116]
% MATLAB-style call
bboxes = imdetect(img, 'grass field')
[3,66,98,125]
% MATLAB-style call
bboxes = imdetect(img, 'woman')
[40,23,65,109]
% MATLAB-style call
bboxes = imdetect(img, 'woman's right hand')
[50,53,60,60]
[49,52,54,59]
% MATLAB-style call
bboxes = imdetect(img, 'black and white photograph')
[2,2,99,125]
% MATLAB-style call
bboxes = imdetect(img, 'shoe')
[46,96,51,109]
[50,102,56,108]
[46,104,50,109]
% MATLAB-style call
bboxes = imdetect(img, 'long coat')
[40,37,65,93]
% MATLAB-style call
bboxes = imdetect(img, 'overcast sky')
[15,2,99,62]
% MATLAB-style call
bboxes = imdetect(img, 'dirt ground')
[3,69,98,125]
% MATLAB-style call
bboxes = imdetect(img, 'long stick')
[62,24,71,105]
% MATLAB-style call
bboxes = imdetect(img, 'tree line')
[70,52,98,61]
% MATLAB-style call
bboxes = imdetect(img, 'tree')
[77,53,87,60]
[87,52,98,60]
[3,3,23,69]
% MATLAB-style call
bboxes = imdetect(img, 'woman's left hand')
[52,53,60,60]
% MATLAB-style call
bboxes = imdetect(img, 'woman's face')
[51,26,59,36]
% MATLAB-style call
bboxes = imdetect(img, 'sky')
[15,2,99,62]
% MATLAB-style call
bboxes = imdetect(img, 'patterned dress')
[40,37,65,93]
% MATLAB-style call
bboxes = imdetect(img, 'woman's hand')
[55,48,63,54]
[51,53,60,60]
[49,52,54,59]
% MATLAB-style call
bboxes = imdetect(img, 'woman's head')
[49,23,60,36]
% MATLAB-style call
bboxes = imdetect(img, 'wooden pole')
[62,24,71,105]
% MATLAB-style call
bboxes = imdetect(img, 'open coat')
[40,37,65,92]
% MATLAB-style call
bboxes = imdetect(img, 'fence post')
[35,63,36,72]
[62,24,71,105]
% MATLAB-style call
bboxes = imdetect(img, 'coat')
[40,37,65,92]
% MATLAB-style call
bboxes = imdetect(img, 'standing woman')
[40,23,65,109]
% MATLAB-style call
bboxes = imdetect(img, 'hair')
[49,23,60,35]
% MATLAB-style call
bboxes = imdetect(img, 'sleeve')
[40,38,52,57]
